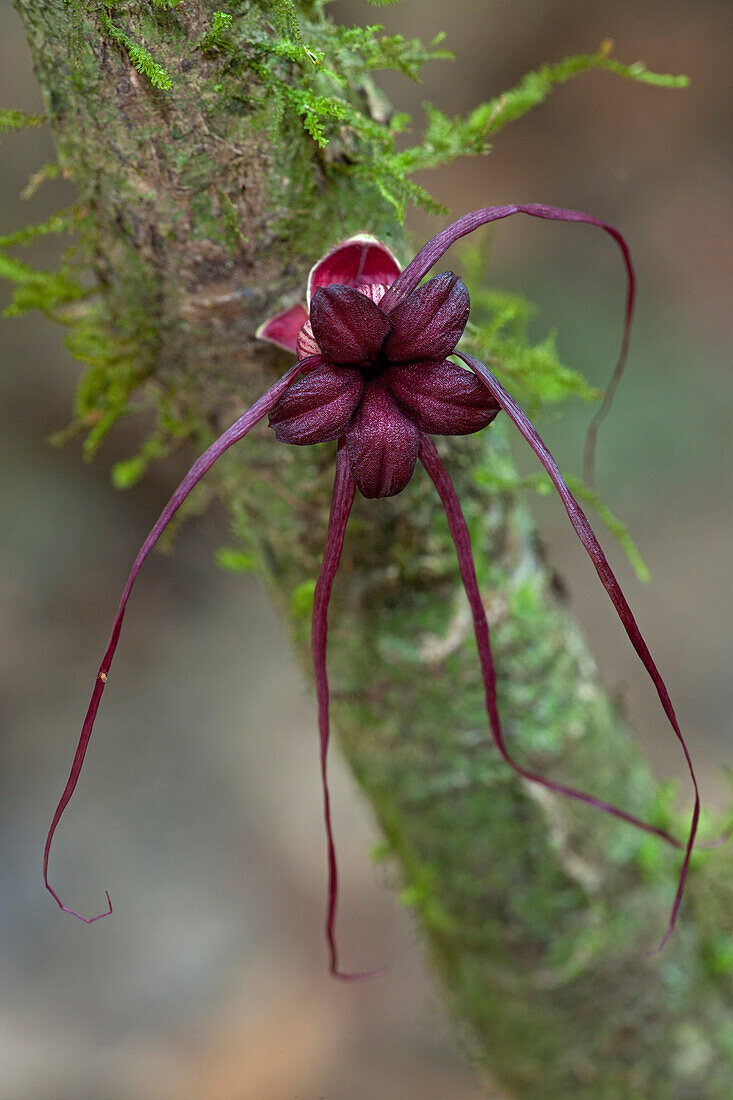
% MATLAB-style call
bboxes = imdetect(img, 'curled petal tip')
[331,964,386,983]
[256,305,309,354]
[647,920,677,956]
[48,886,113,923]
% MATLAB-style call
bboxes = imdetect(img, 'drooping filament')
[420,394,698,951]
[311,441,382,980]
[43,358,317,921]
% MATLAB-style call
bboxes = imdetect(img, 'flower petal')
[418,432,691,953]
[255,304,309,354]
[307,234,401,306]
[310,285,392,365]
[312,443,380,980]
[346,380,419,498]
[384,359,499,435]
[383,273,470,363]
[269,365,363,445]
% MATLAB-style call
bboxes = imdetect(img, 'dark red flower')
[45,208,700,979]
[267,271,497,498]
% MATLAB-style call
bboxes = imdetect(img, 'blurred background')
[1,1,730,1096]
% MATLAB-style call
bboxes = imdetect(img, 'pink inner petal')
[296,317,321,361]
[308,235,401,305]
[256,304,309,355]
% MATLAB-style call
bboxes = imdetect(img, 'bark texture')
[13,2,732,1096]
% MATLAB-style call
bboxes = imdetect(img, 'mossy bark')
[13,2,732,1096]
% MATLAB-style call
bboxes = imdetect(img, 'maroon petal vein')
[385,359,499,436]
[346,380,419,498]
[310,285,392,365]
[384,272,470,362]
[269,365,363,445]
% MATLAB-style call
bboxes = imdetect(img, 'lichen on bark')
[8,1,733,1096]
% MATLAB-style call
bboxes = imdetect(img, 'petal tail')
[380,204,635,483]
[44,357,316,922]
[419,430,697,951]
[312,441,381,980]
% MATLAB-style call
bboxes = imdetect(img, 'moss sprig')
[239,19,689,222]
[197,11,234,53]
[0,107,46,136]
[99,10,173,90]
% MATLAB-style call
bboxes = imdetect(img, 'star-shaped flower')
[45,206,699,978]
[263,267,499,498]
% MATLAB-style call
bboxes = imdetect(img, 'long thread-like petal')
[451,359,700,949]
[419,432,696,950]
[311,442,378,980]
[380,204,635,483]
[44,356,318,921]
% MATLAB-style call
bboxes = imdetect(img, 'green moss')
[0,107,46,133]
[196,11,233,52]
[99,12,174,89]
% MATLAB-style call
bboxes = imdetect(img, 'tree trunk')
[12,2,732,1096]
